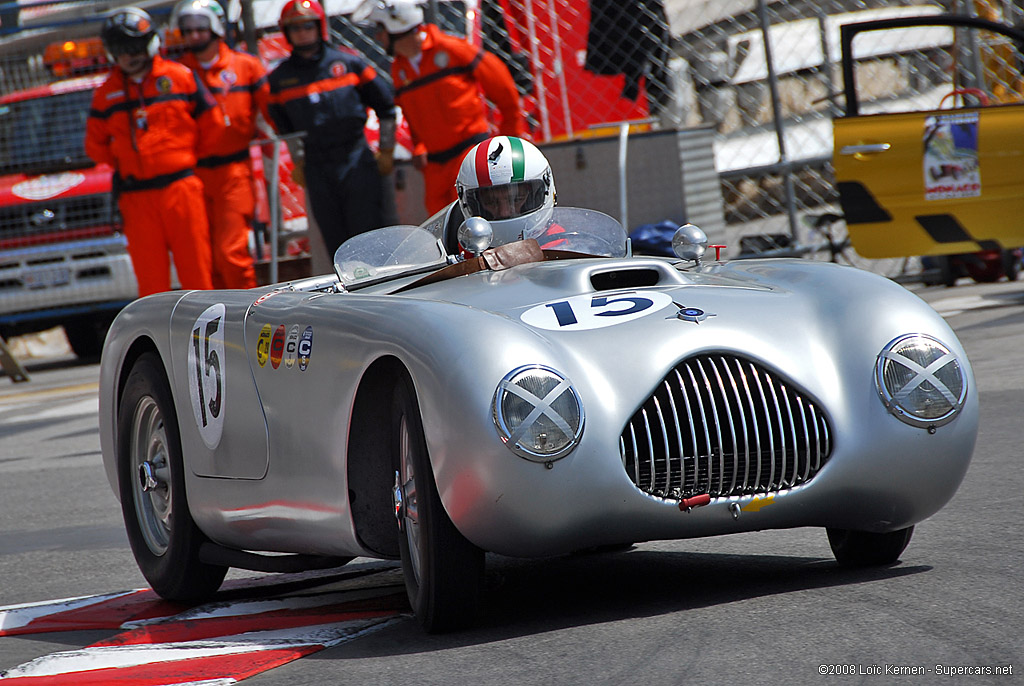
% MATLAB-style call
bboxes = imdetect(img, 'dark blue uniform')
[267,45,397,255]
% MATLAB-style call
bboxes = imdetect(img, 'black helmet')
[101,7,161,58]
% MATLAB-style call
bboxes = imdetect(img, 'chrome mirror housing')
[458,217,494,257]
[672,223,708,264]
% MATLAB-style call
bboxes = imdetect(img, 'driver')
[455,136,558,247]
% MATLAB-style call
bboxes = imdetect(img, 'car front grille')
[619,354,832,500]
[0,194,114,245]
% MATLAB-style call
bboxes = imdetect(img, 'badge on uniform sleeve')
[433,51,449,68]
[220,69,237,86]
[156,76,172,93]
[330,61,347,77]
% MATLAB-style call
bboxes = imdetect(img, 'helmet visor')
[463,180,547,222]
[107,36,152,57]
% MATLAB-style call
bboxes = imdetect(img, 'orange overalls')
[392,24,527,215]
[181,43,270,289]
[85,55,224,296]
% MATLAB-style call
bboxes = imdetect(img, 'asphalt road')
[1,278,1021,685]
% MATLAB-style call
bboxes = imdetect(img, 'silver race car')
[98,208,977,632]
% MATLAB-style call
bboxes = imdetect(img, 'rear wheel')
[117,352,226,600]
[826,526,914,567]
[392,375,483,632]
[1002,250,1021,281]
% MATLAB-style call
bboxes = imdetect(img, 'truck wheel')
[1002,250,1022,281]
[117,352,226,600]
[826,526,913,567]
[392,375,483,632]
[64,320,107,360]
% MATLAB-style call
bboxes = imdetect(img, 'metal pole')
[618,123,629,231]
[817,9,840,119]
[269,142,281,284]
[239,0,258,55]
[756,0,798,241]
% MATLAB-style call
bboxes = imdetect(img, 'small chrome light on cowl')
[458,217,493,257]
[672,223,708,265]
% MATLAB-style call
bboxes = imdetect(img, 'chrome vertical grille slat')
[720,358,751,493]
[620,354,833,501]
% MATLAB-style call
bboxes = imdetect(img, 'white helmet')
[456,136,556,246]
[354,0,424,34]
[173,0,227,37]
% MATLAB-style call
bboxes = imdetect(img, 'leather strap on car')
[394,239,544,293]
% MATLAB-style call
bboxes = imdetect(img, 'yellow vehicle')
[833,11,1024,283]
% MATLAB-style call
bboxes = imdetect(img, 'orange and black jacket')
[392,23,526,164]
[179,42,270,168]
[266,45,395,164]
[85,55,224,190]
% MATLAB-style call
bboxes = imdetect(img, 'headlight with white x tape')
[875,333,968,429]
[493,365,584,462]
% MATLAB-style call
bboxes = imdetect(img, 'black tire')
[392,375,484,632]
[64,319,107,360]
[1002,250,1021,281]
[117,352,227,600]
[826,526,914,567]
[936,256,958,288]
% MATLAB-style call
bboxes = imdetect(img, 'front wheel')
[117,352,227,600]
[392,375,484,632]
[826,526,914,567]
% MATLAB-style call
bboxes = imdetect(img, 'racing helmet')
[101,7,161,59]
[172,0,228,38]
[355,0,424,35]
[456,136,556,246]
[279,0,329,42]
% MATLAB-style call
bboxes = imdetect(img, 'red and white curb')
[0,567,408,684]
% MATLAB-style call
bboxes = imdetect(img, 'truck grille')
[0,194,114,247]
[619,354,832,500]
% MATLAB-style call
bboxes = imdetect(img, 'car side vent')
[591,268,660,291]
[620,353,833,501]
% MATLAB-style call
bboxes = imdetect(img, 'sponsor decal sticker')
[188,304,227,449]
[285,324,300,369]
[298,326,313,371]
[256,323,272,367]
[923,112,981,200]
[270,324,286,369]
[521,291,674,331]
[11,172,86,200]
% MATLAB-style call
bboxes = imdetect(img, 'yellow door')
[833,14,1024,259]
[835,105,1024,258]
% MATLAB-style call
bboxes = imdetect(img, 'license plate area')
[23,266,72,289]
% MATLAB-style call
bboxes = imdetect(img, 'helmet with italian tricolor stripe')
[456,136,555,247]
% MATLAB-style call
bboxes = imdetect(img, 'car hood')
[382,255,958,414]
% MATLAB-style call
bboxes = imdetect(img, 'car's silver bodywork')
[98,210,977,567]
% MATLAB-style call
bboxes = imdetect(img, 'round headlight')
[493,365,584,462]
[875,334,967,428]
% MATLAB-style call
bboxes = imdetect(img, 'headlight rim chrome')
[493,364,584,462]
[875,333,967,429]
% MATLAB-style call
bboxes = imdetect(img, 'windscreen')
[0,89,94,175]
